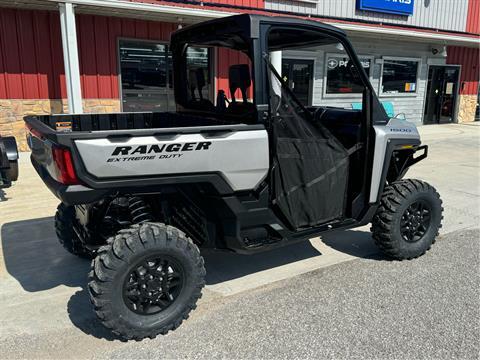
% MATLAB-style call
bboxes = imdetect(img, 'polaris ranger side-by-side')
[25,15,443,340]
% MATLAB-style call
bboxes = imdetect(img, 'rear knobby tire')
[88,222,206,340]
[371,179,443,260]
[55,203,93,259]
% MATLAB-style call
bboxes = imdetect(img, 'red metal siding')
[0,8,66,99]
[447,46,480,95]
[126,0,265,9]
[217,48,253,99]
[76,14,177,99]
[0,9,178,100]
[466,0,480,34]
[205,0,264,7]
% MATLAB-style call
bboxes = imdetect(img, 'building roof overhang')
[1,0,479,47]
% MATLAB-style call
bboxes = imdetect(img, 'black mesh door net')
[267,60,350,230]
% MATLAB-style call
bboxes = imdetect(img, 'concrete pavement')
[0,123,479,359]
[408,123,480,234]
[98,228,480,360]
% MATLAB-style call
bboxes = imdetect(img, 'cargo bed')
[29,111,233,133]
[25,111,269,204]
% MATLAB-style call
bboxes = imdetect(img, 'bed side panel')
[74,129,269,191]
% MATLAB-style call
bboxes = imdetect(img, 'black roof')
[171,13,346,50]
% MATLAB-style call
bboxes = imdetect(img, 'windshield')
[267,27,368,110]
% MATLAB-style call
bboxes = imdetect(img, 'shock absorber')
[128,196,154,224]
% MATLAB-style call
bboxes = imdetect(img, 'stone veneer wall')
[456,95,478,123]
[83,99,122,114]
[0,99,121,151]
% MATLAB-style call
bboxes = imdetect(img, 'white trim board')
[45,0,480,46]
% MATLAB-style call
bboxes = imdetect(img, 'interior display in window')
[381,59,419,94]
[326,55,371,94]
[119,40,211,112]
[119,40,173,112]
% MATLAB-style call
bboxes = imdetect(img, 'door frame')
[282,56,316,106]
[423,64,462,125]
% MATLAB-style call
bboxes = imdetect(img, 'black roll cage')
[171,14,390,220]
[170,14,389,126]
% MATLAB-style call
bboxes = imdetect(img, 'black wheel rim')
[123,255,184,315]
[400,200,432,243]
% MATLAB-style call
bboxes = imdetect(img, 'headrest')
[189,68,206,89]
[229,64,251,102]
[189,68,207,100]
[195,68,206,88]
[189,69,198,88]
[229,64,250,90]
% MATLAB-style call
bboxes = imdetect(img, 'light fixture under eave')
[440,45,448,57]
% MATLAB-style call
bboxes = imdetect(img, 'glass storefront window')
[119,40,211,112]
[325,55,371,94]
[381,58,420,95]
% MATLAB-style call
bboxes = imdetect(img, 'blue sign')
[357,0,415,16]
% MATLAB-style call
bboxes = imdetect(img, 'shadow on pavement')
[67,289,120,341]
[0,217,118,340]
[321,229,383,260]
[1,217,90,292]
[203,240,322,285]
[1,215,382,341]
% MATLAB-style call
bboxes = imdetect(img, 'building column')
[59,2,83,114]
[270,51,282,97]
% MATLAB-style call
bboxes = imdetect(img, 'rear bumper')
[31,156,108,205]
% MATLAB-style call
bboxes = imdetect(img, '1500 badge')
[107,141,212,162]
[389,128,412,133]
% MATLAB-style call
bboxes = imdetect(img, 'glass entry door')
[424,66,460,124]
[282,59,314,106]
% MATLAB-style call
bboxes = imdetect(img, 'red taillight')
[52,146,79,185]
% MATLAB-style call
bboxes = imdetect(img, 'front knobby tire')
[371,179,443,260]
[55,203,94,259]
[88,223,206,340]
